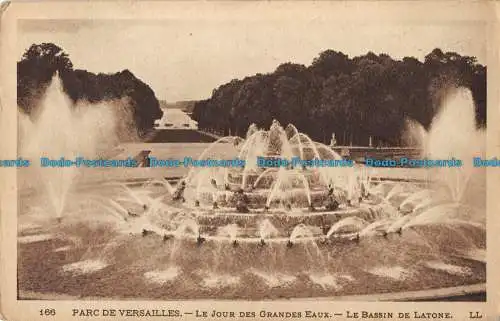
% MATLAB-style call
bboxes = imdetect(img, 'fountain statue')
[324,186,340,211]
[172,180,186,202]
[329,133,337,148]
[234,188,250,213]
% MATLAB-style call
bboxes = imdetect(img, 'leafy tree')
[18,43,163,136]
[18,43,73,114]
[186,47,488,146]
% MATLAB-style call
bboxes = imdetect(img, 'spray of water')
[19,74,138,219]
[402,88,485,204]
[402,118,427,148]
[425,88,485,203]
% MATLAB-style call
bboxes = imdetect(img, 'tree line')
[17,43,163,136]
[192,49,486,146]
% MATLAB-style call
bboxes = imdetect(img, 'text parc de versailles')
[0,156,500,168]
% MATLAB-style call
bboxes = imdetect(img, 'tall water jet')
[425,88,485,203]
[19,73,137,220]
[240,130,267,188]
[268,120,294,158]
[246,123,259,139]
[21,75,79,218]
[258,219,279,240]
[402,118,427,149]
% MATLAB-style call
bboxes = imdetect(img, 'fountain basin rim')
[290,283,486,302]
[193,206,381,217]
[19,173,432,194]
[17,283,485,301]
[160,233,362,243]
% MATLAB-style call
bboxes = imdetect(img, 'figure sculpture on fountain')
[172,180,186,202]
[329,133,337,148]
[324,185,340,211]
[235,188,250,213]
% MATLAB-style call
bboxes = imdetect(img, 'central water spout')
[286,239,293,248]
[259,239,266,247]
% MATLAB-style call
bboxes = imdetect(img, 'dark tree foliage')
[192,48,486,146]
[17,43,73,114]
[17,43,163,135]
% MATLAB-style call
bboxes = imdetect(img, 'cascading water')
[186,120,359,208]
[18,103,486,300]
[258,219,279,240]
[424,88,485,203]
[398,88,486,231]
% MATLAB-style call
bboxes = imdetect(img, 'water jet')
[17,115,486,300]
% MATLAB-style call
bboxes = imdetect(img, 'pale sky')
[18,18,487,102]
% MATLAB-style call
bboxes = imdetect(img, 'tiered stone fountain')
[17,80,485,300]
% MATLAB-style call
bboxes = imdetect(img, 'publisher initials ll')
[469,311,483,319]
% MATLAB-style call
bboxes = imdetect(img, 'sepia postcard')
[1,1,499,320]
